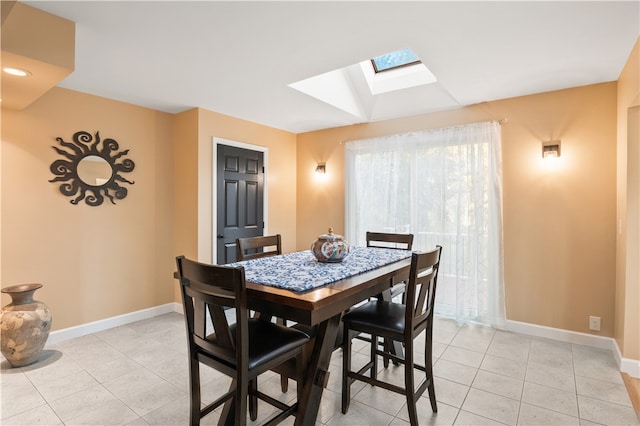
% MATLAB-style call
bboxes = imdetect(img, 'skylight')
[360,56,437,95]
[371,48,421,73]
[288,47,437,118]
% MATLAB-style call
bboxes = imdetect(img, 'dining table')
[220,246,413,426]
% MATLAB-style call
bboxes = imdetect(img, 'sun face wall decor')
[49,130,135,206]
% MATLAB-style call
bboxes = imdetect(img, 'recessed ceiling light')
[3,67,31,77]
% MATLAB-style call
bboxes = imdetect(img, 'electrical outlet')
[589,316,601,331]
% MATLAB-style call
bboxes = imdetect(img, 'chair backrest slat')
[404,247,442,336]
[414,270,432,310]
[236,234,282,261]
[366,232,414,250]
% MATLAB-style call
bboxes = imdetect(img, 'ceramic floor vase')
[0,283,52,367]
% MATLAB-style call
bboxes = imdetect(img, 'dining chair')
[359,231,414,366]
[341,246,442,426]
[236,234,282,261]
[175,256,310,426]
[334,232,415,357]
[235,234,315,393]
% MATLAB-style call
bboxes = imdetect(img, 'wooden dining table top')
[243,252,412,325]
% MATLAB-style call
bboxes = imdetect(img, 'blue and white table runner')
[227,246,412,293]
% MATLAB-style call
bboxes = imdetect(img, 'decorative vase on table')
[0,283,52,367]
[311,227,350,263]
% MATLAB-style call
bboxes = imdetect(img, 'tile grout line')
[446,322,483,425]
[571,343,583,423]
[21,365,65,425]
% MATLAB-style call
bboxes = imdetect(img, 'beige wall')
[172,108,199,302]
[616,37,640,361]
[1,87,175,331]
[172,107,297,265]
[297,82,618,337]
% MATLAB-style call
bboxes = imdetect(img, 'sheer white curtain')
[345,121,505,326]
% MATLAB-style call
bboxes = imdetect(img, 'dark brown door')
[216,144,264,264]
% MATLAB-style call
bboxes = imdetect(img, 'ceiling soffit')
[1,2,74,110]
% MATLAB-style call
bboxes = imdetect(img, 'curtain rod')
[339,118,507,144]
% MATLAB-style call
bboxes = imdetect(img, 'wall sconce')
[315,162,326,174]
[542,140,561,158]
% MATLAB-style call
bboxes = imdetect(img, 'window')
[371,48,421,73]
[345,121,505,326]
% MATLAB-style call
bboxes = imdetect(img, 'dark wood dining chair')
[175,256,310,426]
[235,234,315,393]
[358,232,415,365]
[236,234,282,261]
[341,246,442,426]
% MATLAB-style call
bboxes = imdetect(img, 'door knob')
[217,234,224,239]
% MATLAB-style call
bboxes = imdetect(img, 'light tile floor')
[1,313,639,425]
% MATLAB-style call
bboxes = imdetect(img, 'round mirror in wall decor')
[77,155,113,186]
[48,130,135,206]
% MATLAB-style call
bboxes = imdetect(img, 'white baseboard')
[500,319,615,350]
[500,319,640,378]
[614,339,640,379]
[46,302,182,346]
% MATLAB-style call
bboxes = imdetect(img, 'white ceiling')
[24,1,640,134]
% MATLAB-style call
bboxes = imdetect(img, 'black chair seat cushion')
[290,323,317,338]
[228,319,310,370]
[342,300,406,335]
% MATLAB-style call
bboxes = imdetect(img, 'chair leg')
[425,330,437,412]
[380,289,401,368]
[404,341,419,426]
[188,358,201,426]
[248,378,258,421]
[427,373,438,413]
[296,352,304,414]
[276,317,291,393]
[370,334,378,380]
[236,377,249,425]
[341,328,353,414]
[280,375,289,392]
[382,338,397,368]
